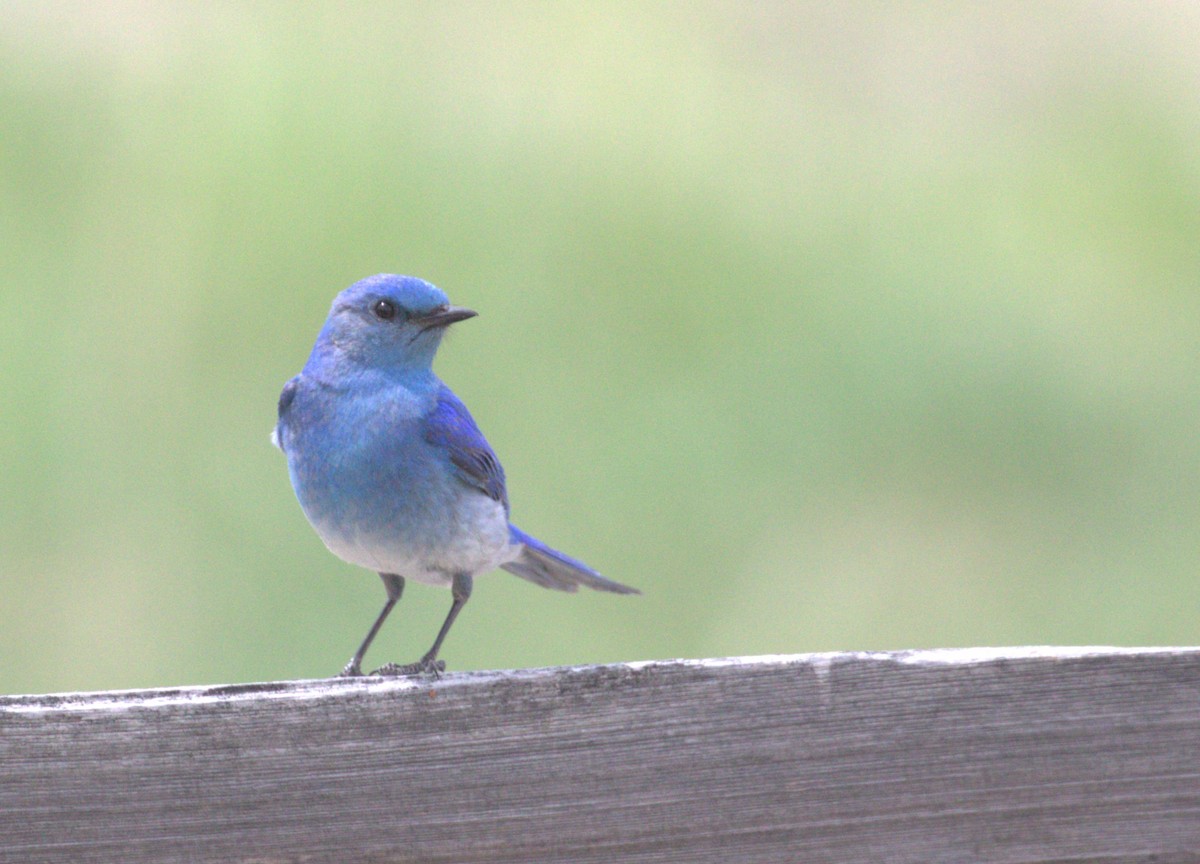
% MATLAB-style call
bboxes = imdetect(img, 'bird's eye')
[372,299,397,320]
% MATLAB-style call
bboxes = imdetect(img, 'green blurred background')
[2,3,1199,695]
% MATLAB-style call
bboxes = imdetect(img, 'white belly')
[318,494,520,586]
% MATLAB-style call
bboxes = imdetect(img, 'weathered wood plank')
[2,648,1200,863]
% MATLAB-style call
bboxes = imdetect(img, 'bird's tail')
[502,525,640,595]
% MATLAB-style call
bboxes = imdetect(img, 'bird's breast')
[283,380,515,581]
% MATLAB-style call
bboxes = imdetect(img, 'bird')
[273,274,638,677]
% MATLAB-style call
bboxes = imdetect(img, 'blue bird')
[274,274,638,676]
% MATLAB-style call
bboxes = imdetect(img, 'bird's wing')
[272,375,300,452]
[423,385,509,513]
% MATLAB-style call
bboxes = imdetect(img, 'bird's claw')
[338,660,364,678]
[370,657,446,678]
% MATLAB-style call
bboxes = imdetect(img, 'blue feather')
[423,385,509,513]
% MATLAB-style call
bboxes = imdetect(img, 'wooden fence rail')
[3,648,1200,863]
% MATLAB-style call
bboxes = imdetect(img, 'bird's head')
[310,274,477,374]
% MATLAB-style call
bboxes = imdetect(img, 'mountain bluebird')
[274,274,638,677]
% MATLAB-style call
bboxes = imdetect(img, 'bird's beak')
[415,305,478,330]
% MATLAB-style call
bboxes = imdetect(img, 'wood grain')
[3,648,1200,863]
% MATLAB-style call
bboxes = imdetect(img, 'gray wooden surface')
[3,648,1200,863]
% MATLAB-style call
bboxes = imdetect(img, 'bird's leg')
[372,572,473,678]
[340,573,405,677]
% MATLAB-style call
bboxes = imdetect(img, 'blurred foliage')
[2,3,1199,693]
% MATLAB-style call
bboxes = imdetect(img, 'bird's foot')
[370,656,446,678]
[338,659,364,678]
